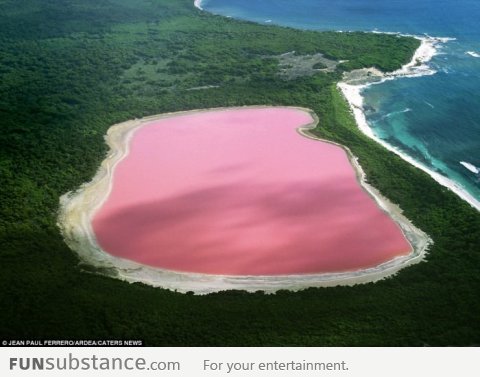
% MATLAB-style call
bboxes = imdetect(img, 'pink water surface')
[92,108,411,276]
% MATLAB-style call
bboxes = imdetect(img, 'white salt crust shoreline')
[58,106,431,295]
[339,36,480,212]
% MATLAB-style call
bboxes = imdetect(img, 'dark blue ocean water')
[201,0,480,207]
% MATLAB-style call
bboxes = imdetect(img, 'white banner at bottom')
[0,347,478,377]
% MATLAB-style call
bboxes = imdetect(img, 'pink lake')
[92,108,411,276]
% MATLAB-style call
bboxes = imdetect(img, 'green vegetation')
[0,0,479,346]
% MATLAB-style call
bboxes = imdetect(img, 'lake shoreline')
[58,106,431,294]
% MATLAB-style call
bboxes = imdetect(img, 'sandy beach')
[58,106,431,294]
[338,36,480,212]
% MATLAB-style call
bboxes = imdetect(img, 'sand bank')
[194,0,203,10]
[339,36,480,212]
[58,106,430,294]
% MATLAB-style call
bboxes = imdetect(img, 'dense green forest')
[0,0,479,346]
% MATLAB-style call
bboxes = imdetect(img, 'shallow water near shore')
[201,0,480,206]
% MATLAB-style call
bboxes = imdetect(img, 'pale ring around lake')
[58,107,431,294]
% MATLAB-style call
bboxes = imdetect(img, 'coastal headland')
[3,0,479,345]
[338,35,480,212]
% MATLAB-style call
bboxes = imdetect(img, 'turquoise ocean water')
[200,0,480,208]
